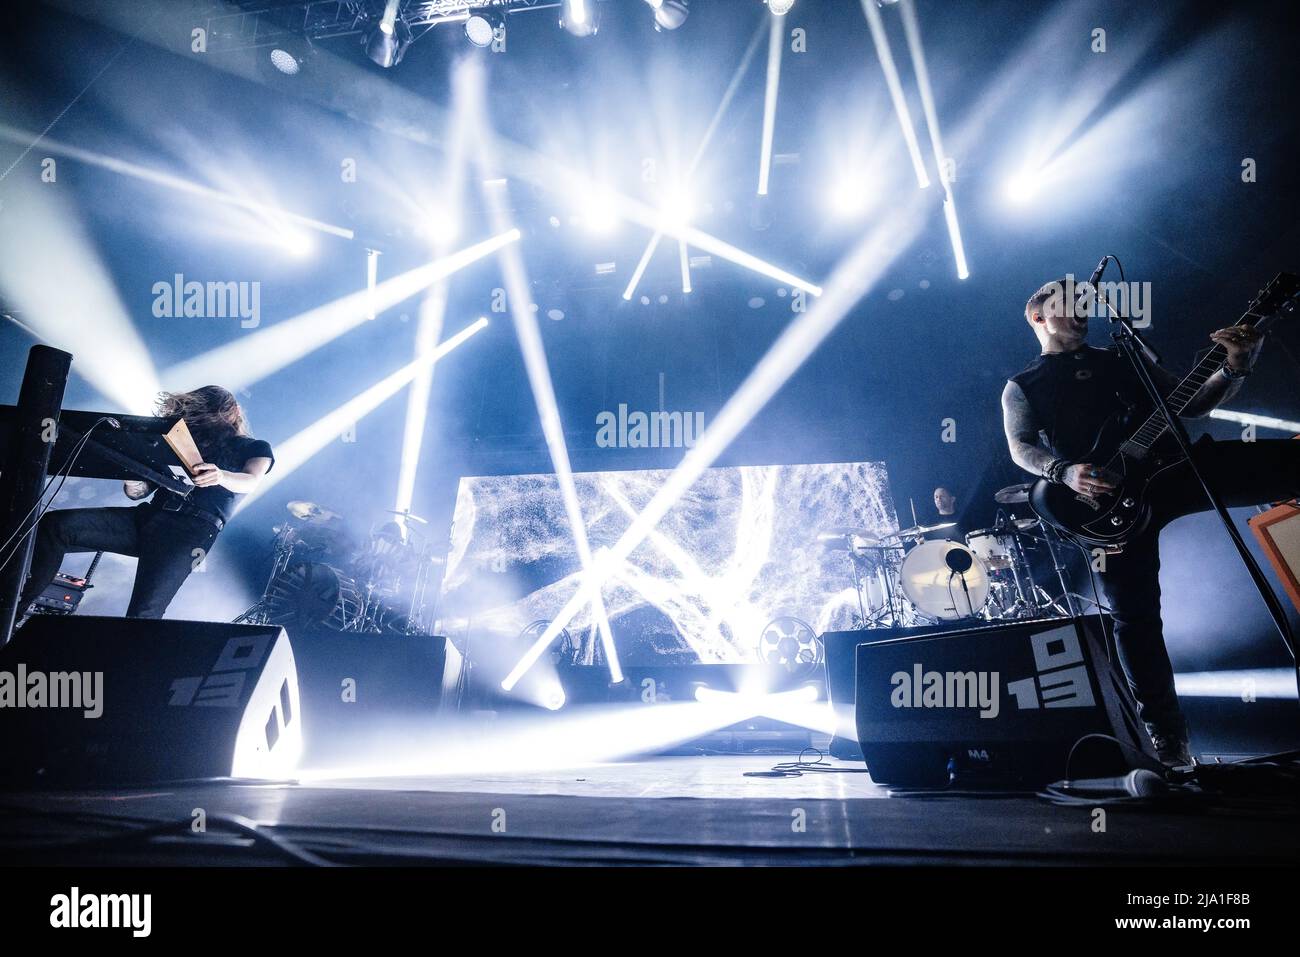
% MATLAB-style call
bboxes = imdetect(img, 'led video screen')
[437,462,899,664]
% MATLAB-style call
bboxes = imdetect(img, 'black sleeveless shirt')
[1007,345,1158,462]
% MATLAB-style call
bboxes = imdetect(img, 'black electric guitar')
[1030,272,1299,549]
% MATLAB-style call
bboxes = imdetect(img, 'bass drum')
[264,561,365,632]
[899,540,990,621]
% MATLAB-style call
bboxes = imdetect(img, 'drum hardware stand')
[1002,512,1038,617]
[1036,519,1084,617]
[944,549,978,618]
[869,543,910,627]
[1007,523,1061,617]
[234,522,299,625]
[846,552,870,629]
[1101,270,1300,705]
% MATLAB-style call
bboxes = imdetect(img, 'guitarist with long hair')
[17,386,273,621]
[1001,278,1298,766]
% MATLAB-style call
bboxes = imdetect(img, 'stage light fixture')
[646,0,689,31]
[465,13,499,47]
[269,48,302,75]
[768,0,795,15]
[561,0,599,37]
[365,11,412,68]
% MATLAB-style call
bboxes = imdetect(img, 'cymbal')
[994,483,1033,505]
[885,521,955,540]
[385,508,429,525]
[286,500,342,522]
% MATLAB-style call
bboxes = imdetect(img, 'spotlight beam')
[899,0,947,186]
[623,232,665,301]
[858,0,930,189]
[394,108,472,519]
[296,699,767,781]
[678,240,692,294]
[365,248,381,320]
[899,0,969,279]
[502,192,932,690]
[463,64,623,683]
[624,17,768,302]
[0,124,355,241]
[0,179,160,412]
[1207,410,1300,434]
[237,317,489,510]
[756,11,785,196]
[394,279,450,517]
[161,229,519,394]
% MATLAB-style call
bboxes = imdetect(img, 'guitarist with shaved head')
[1001,277,1299,767]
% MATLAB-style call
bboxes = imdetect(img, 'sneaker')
[1150,732,1193,768]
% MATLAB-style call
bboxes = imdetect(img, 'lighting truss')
[203,1,568,54]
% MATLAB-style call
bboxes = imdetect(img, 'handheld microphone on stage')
[1064,768,1168,798]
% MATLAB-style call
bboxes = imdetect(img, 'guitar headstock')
[1245,272,1300,331]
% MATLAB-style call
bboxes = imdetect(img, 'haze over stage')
[1,0,1298,898]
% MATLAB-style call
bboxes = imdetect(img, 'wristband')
[1220,361,1252,380]
[1045,459,1071,484]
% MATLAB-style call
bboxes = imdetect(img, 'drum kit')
[820,483,1082,629]
[236,501,443,636]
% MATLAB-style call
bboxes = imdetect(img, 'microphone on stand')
[945,546,976,617]
[1075,256,1108,320]
[1085,253,1161,363]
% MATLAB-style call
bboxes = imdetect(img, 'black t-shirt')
[1008,345,1164,462]
[923,510,969,542]
[152,434,275,524]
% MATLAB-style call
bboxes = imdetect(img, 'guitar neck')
[1124,307,1270,452]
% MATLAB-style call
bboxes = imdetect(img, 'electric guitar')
[1029,272,1299,549]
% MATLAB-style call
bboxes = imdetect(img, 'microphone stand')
[1101,293,1300,708]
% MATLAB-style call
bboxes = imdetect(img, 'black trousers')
[19,504,220,619]
[1097,437,1300,739]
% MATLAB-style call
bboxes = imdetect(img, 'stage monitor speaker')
[289,628,462,767]
[822,617,987,761]
[854,615,1155,788]
[0,616,301,786]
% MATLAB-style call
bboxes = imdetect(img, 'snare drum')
[899,540,990,621]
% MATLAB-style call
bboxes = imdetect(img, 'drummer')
[923,486,970,542]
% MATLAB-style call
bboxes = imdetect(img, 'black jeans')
[19,504,220,619]
[1097,437,1300,739]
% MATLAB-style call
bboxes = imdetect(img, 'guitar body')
[1029,444,1185,549]
[1029,413,1172,548]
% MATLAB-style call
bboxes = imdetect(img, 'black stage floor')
[2,750,1297,867]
